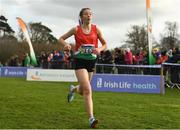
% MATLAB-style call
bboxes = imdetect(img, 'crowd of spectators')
[0,46,179,85]
[1,47,179,83]
[37,50,74,69]
[1,47,180,68]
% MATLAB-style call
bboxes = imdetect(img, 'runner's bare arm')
[59,27,76,50]
[95,26,107,54]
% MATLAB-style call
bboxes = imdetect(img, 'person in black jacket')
[166,47,180,83]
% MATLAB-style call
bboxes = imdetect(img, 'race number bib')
[75,44,97,60]
[79,44,94,54]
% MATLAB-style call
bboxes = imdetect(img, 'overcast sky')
[1,0,180,49]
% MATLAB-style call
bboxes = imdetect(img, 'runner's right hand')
[64,44,71,51]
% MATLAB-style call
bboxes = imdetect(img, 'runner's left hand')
[93,48,101,55]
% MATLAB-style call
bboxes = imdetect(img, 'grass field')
[0,77,180,129]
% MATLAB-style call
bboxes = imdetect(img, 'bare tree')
[125,25,148,50]
[160,21,179,50]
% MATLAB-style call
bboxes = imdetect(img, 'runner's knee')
[81,84,92,95]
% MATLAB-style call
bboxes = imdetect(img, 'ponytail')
[79,16,82,26]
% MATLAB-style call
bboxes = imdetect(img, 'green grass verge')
[0,77,179,129]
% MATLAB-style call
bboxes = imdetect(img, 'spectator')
[124,48,133,74]
[102,50,113,73]
[114,48,125,64]
[23,53,30,67]
[40,51,48,68]
[52,50,64,69]
[0,61,3,67]
[133,49,144,65]
[166,47,180,63]
[114,48,125,74]
[124,48,133,65]
[150,48,158,65]
[14,55,19,66]
[166,49,173,58]
[64,50,71,69]
[96,51,104,73]
[156,51,168,64]
[47,53,53,68]
[133,49,145,74]
[166,48,180,84]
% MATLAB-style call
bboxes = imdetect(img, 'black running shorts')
[74,58,97,72]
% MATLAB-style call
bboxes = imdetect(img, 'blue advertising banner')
[1,67,28,77]
[91,74,164,94]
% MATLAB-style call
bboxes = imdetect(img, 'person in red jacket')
[59,8,107,128]
[157,51,168,64]
[124,48,133,65]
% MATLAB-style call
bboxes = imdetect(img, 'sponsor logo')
[97,78,102,88]
[4,69,8,75]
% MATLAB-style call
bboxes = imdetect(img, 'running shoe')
[67,85,75,103]
[89,117,99,128]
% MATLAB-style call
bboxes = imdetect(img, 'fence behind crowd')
[95,63,161,75]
